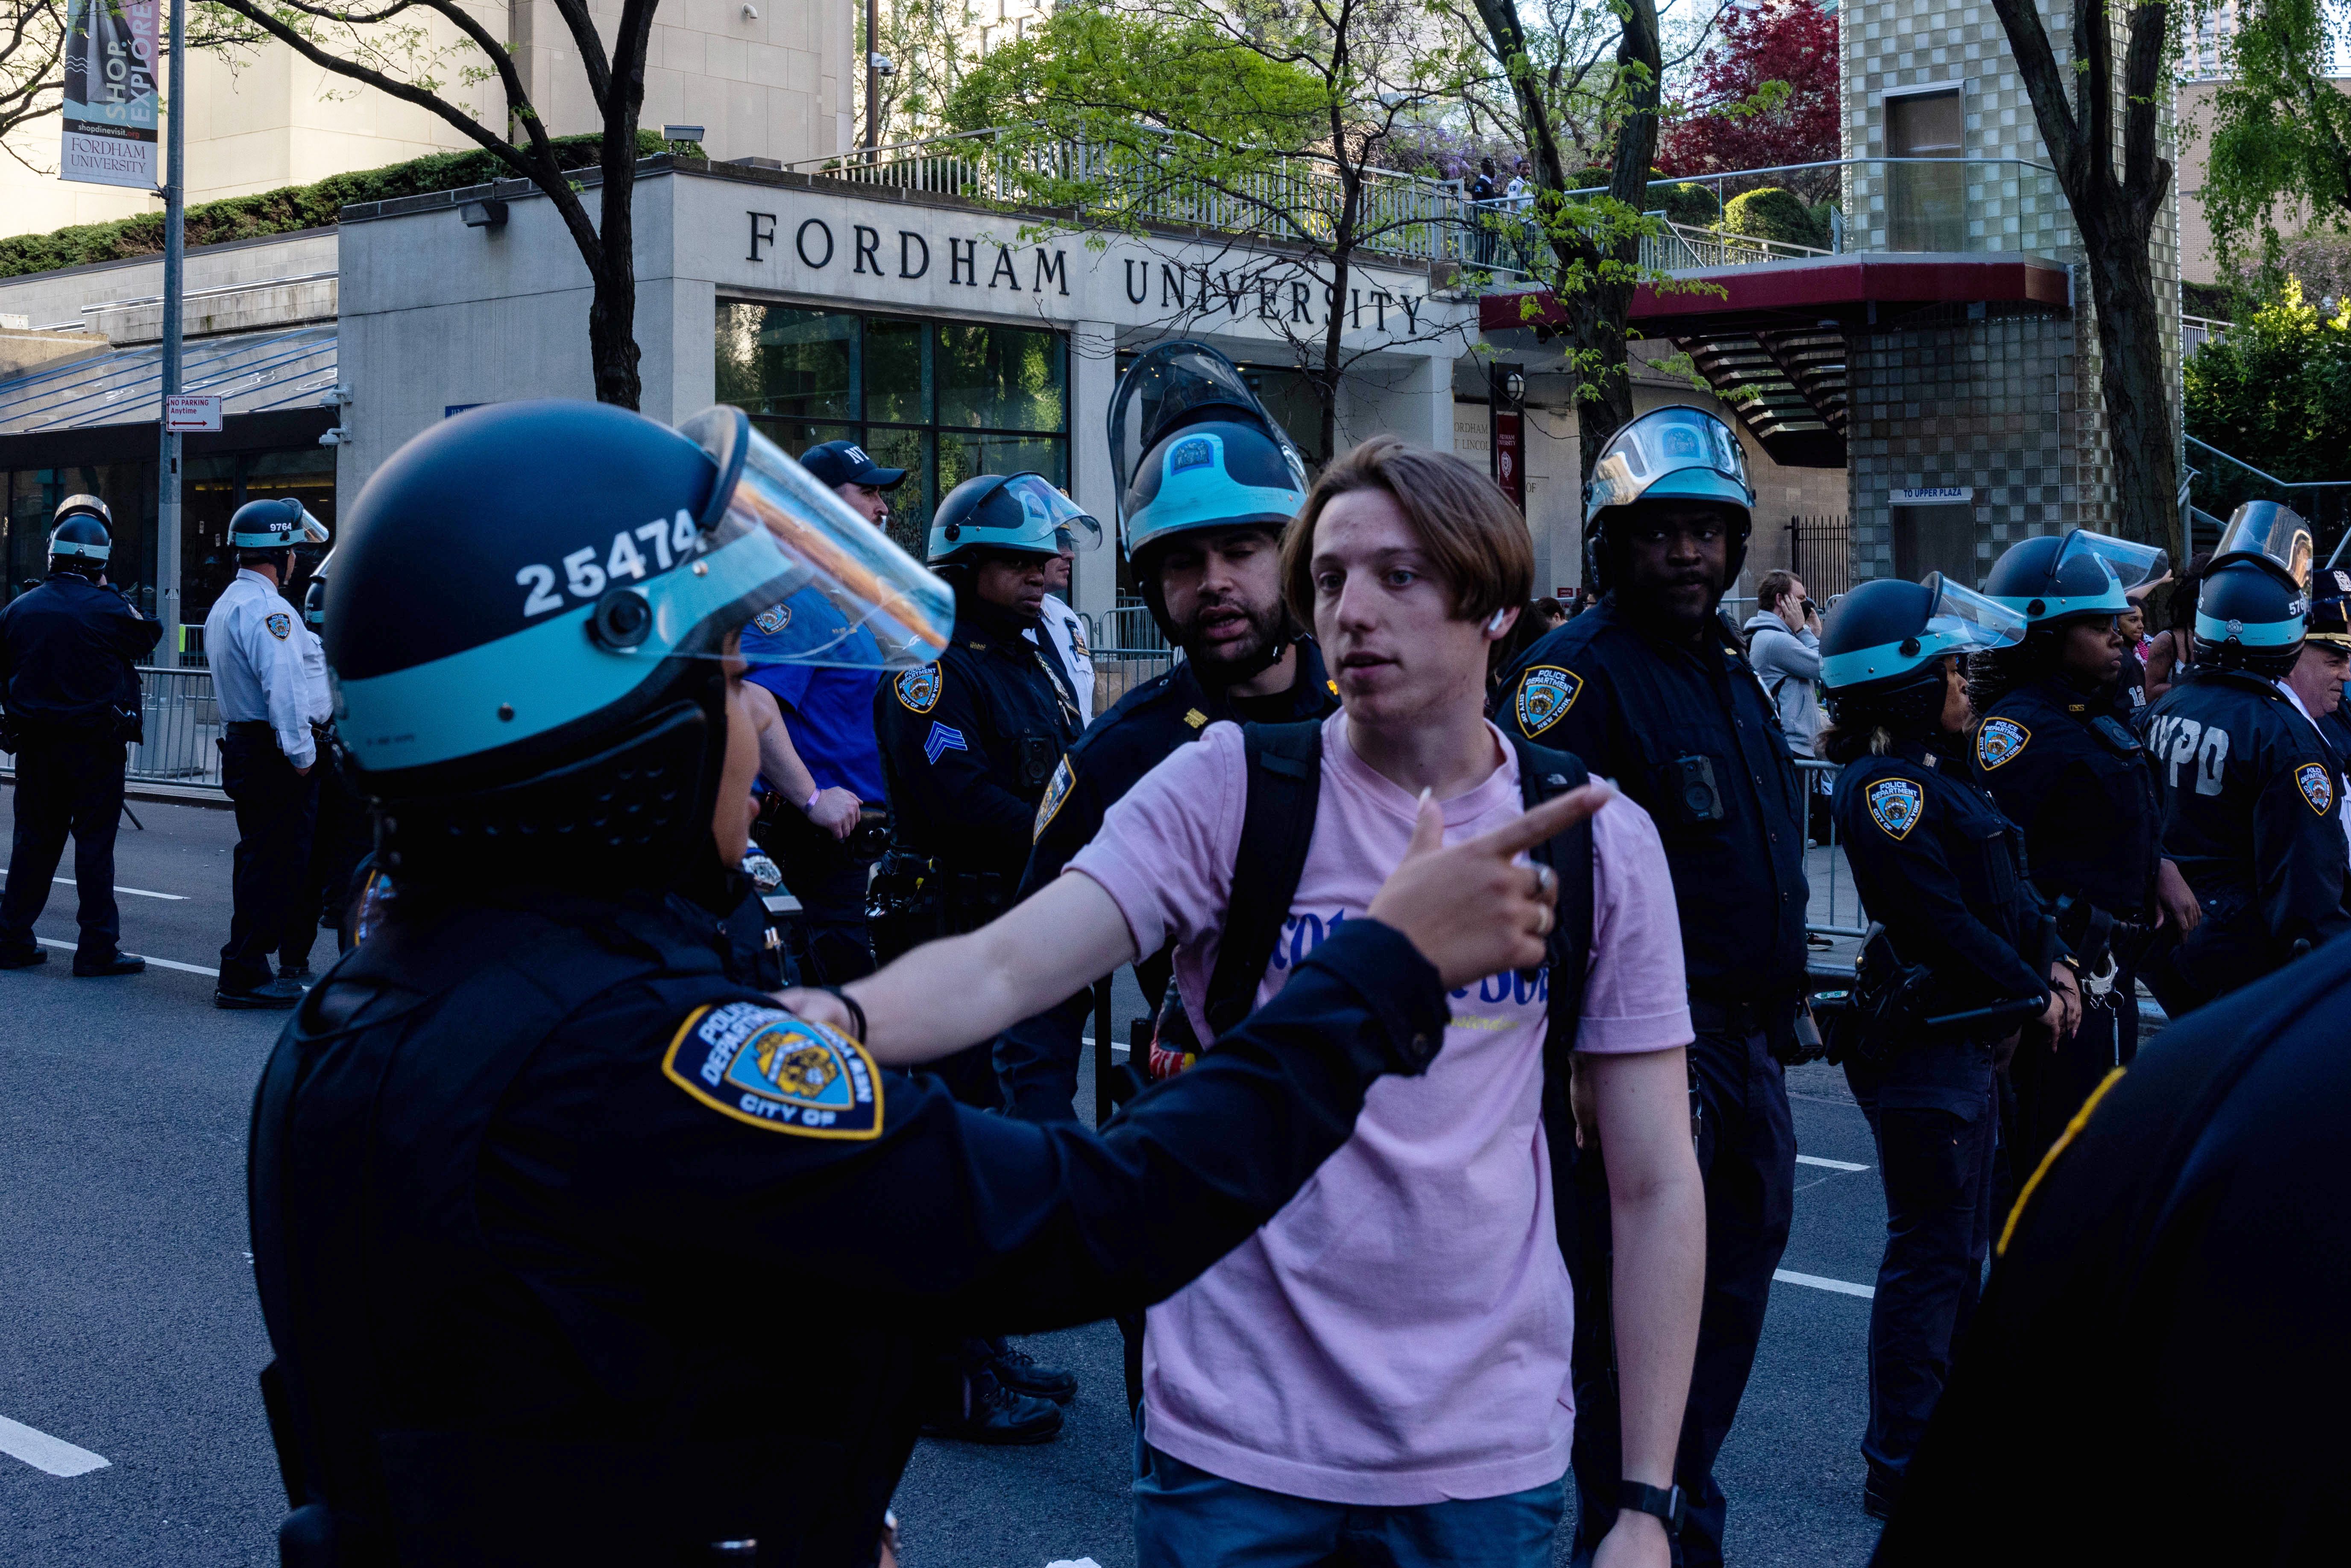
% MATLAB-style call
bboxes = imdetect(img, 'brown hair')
[1757,569,1800,612]
[1280,437,1533,626]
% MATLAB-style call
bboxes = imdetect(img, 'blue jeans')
[1133,1429,1565,1568]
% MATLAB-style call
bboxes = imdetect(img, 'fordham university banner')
[61,0,160,189]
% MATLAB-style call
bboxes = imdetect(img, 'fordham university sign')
[732,197,1469,348]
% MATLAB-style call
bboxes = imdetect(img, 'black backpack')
[1199,720,1598,1257]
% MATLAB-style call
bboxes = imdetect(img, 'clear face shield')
[675,407,955,670]
[1584,407,1753,521]
[1108,341,1309,527]
[2213,501,2314,588]
[1918,572,2028,662]
[999,474,1106,556]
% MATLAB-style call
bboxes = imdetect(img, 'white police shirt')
[1031,595,1094,724]
[205,569,321,768]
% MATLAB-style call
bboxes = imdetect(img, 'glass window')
[718,302,1070,566]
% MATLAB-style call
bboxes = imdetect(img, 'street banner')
[61,0,160,190]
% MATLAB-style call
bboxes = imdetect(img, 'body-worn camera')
[1671,754,1727,825]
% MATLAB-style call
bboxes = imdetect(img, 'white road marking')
[0,1414,109,1477]
[1796,1154,1871,1172]
[34,938,218,977]
[1775,1268,1875,1300]
[0,871,185,900]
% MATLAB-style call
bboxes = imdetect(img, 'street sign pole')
[155,0,186,664]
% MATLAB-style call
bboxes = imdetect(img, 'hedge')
[0,129,682,281]
[1722,186,1827,251]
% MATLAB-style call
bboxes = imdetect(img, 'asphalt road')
[0,789,1926,1568]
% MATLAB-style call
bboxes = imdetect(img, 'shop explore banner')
[61,0,160,190]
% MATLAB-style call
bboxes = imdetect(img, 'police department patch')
[1514,666,1583,736]
[264,611,292,640]
[1034,756,1075,841]
[895,665,941,713]
[1867,777,1925,840]
[1976,718,2030,771]
[2298,762,2336,816]
[754,603,791,635]
[662,1002,882,1139]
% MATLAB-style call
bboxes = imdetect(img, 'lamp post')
[155,0,186,664]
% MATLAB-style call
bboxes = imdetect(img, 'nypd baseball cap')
[799,440,906,490]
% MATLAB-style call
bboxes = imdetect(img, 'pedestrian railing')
[1797,757,1864,944]
[130,666,224,788]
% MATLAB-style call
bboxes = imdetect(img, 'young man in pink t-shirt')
[788,441,1704,1568]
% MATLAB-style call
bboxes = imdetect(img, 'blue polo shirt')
[742,586,887,802]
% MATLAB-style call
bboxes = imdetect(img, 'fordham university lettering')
[748,211,1071,295]
[742,210,1430,335]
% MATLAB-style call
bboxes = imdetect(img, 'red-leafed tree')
[1657,0,1838,180]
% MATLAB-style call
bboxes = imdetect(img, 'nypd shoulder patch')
[1034,756,1076,842]
[1514,665,1583,737]
[264,611,292,641]
[1866,777,1925,839]
[895,665,941,714]
[662,1002,883,1140]
[1070,618,1090,661]
[1976,717,2029,771]
[2297,762,2336,817]
[754,602,792,636]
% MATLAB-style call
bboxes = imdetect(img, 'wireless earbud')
[1486,608,1510,634]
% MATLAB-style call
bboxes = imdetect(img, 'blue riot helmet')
[1983,529,2166,627]
[1583,407,1756,592]
[926,472,1103,567]
[2210,499,2314,589]
[302,548,332,630]
[1820,573,2026,735]
[47,497,113,575]
[230,495,332,553]
[325,401,953,888]
[2192,555,2308,677]
[1109,342,1309,557]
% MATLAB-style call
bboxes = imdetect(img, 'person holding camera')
[0,495,161,975]
[1815,573,2076,1523]
[1494,407,1808,1568]
[1744,570,1828,841]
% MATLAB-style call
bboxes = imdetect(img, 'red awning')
[1482,253,2070,337]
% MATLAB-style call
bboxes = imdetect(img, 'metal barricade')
[130,665,224,788]
[1796,756,1864,941]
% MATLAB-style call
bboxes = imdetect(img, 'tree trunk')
[2079,218,2184,564]
[589,171,643,410]
[1569,0,1660,491]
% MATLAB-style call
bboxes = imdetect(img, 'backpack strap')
[1510,735,1598,1263]
[1202,720,1325,1041]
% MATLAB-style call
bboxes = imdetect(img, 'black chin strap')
[1194,626,1296,691]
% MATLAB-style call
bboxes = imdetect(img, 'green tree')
[2184,277,2351,512]
[2199,0,2351,279]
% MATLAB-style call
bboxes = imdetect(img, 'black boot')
[1864,1462,1902,1521]
[920,1366,1064,1445]
[991,1339,1077,1405]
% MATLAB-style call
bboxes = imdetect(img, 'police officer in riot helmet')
[1494,405,1809,1568]
[868,469,1094,1442]
[1815,574,2076,1521]
[2303,566,2351,761]
[0,494,162,974]
[296,557,372,955]
[1969,528,2198,1180]
[869,468,1090,1096]
[995,341,1338,1127]
[249,399,1573,1567]
[2139,502,2351,1012]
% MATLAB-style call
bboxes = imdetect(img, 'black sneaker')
[73,953,146,977]
[992,1342,1078,1405]
[921,1375,1064,1445]
[216,976,307,1010]
[0,947,47,970]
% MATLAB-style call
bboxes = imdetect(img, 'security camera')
[868,52,895,74]
[319,428,346,447]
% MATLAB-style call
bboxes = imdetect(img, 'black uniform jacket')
[1834,744,2053,1112]
[1873,928,2351,1567]
[2141,667,2351,954]
[1969,677,2161,921]
[248,888,1446,1566]
[1494,596,1808,1004]
[0,574,161,731]
[872,610,1080,881]
[991,642,1340,1113]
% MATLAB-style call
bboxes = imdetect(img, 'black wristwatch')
[1618,1480,1686,1537]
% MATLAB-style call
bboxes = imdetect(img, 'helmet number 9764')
[515,512,700,618]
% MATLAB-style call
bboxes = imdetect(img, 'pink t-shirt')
[1067,712,1691,1505]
